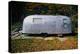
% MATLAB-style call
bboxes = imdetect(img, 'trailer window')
[63,19,68,28]
[63,19,67,23]
[33,18,42,24]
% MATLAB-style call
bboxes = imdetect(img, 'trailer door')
[48,21,56,34]
[56,18,62,34]
[43,18,57,34]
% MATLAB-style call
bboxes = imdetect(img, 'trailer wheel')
[41,33,48,37]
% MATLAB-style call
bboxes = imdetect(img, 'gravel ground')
[11,32,68,42]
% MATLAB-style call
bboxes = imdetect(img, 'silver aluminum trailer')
[22,15,72,35]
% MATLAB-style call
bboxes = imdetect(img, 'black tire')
[41,33,48,37]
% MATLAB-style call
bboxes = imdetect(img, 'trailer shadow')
[27,33,78,38]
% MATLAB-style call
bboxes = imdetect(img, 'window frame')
[33,18,42,24]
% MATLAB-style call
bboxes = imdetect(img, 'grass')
[10,35,78,53]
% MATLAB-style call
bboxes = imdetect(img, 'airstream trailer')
[22,15,72,35]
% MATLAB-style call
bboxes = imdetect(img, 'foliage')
[10,1,78,32]
[10,36,78,53]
